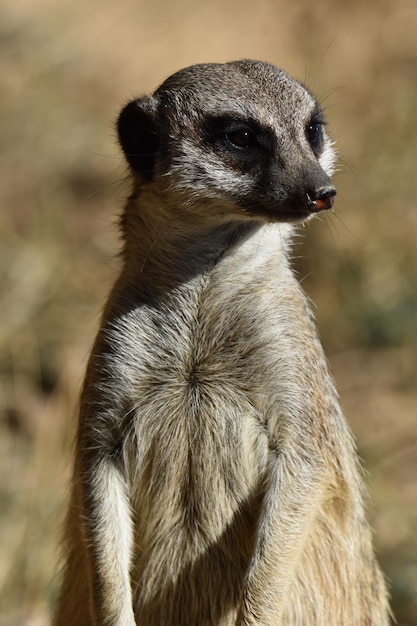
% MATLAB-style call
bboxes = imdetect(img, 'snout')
[307,185,336,213]
[236,164,337,223]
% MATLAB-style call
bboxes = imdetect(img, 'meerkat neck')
[119,191,274,291]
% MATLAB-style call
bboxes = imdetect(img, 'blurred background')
[0,0,416,623]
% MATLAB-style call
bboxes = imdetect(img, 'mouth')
[238,200,332,224]
[307,193,335,213]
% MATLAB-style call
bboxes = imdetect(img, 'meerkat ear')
[117,96,159,179]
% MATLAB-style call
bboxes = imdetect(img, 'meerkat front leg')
[77,454,136,626]
[238,454,325,625]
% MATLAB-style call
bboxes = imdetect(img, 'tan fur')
[53,60,391,625]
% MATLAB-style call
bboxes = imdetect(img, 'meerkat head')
[117,60,336,224]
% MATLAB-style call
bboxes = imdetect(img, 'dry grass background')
[1,0,416,623]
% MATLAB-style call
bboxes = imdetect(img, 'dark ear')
[117,96,159,179]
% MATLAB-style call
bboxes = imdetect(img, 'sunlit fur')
[53,60,390,626]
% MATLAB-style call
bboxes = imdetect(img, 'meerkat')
[53,60,391,626]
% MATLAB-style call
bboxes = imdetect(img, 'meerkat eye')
[306,108,325,157]
[306,122,323,150]
[306,122,320,143]
[225,128,258,149]
[203,116,273,170]
[203,116,263,152]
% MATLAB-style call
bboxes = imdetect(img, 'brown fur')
[53,60,391,625]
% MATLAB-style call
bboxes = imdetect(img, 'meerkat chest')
[105,276,273,535]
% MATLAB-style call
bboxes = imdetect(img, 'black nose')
[309,185,336,212]
[315,185,337,200]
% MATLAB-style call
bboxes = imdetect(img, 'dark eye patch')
[202,115,274,169]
